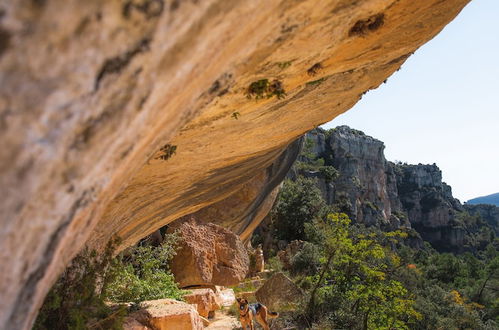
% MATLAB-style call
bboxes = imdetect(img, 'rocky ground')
[121,268,291,329]
[205,311,240,330]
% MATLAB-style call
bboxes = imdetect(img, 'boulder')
[132,299,203,330]
[122,317,152,330]
[217,288,236,308]
[255,272,303,311]
[183,288,221,318]
[168,217,249,287]
[253,245,265,273]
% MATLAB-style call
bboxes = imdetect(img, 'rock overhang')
[0,0,471,328]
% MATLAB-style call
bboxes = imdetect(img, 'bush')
[34,238,126,330]
[105,233,184,303]
[289,241,321,276]
[35,233,184,329]
[272,177,329,242]
[266,256,284,273]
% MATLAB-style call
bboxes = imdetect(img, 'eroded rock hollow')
[0,0,470,328]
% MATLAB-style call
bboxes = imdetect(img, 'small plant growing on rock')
[156,144,177,161]
[247,79,269,99]
[306,77,326,87]
[268,79,286,99]
[307,62,323,76]
[231,111,241,120]
[276,61,292,69]
[247,79,286,100]
[349,13,385,37]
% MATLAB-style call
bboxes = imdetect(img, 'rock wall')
[298,126,468,249]
[0,0,470,328]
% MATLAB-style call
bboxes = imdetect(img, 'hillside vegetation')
[252,127,499,329]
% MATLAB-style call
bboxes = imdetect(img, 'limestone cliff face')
[0,0,470,328]
[395,162,465,248]
[300,127,465,248]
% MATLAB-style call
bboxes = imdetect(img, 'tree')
[272,177,329,242]
[304,213,421,329]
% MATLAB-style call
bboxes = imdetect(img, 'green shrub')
[105,232,184,303]
[266,256,284,273]
[34,238,126,330]
[271,177,329,242]
[246,79,286,99]
[289,241,322,276]
[35,233,184,329]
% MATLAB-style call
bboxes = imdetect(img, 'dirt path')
[206,309,240,329]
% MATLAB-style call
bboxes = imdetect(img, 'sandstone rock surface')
[0,0,470,328]
[169,217,249,287]
[183,288,221,319]
[255,272,303,311]
[217,288,237,308]
[123,317,152,330]
[253,246,265,274]
[132,299,203,330]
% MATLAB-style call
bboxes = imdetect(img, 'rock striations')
[0,1,470,328]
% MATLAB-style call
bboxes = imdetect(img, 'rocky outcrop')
[394,162,465,249]
[123,317,152,330]
[168,217,249,287]
[255,272,303,311]
[298,126,466,249]
[131,299,204,330]
[183,288,221,319]
[0,0,470,328]
[217,288,237,308]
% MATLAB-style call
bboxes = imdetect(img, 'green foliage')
[34,238,126,330]
[35,233,184,329]
[303,213,421,329]
[305,77,326,86]
[264,164,499,329]
[156,144,177,161]
[246,79,286,99]
[276,61,292,69]
[105,233,184,303]
[455,211,498,251]
[295,138,339,183]
[266,256,284,273]
[319,165,339,183]
[289,241,322,276]
[271,177,329,242]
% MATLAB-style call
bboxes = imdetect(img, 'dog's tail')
[268,311,279,319]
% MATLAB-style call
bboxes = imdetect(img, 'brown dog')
[236,298,279,330]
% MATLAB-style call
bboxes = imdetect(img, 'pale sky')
[322,0,499,203]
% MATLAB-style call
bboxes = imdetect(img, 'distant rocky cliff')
[297,126,498,251]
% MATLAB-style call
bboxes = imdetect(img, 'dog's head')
[236,297,249,311]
